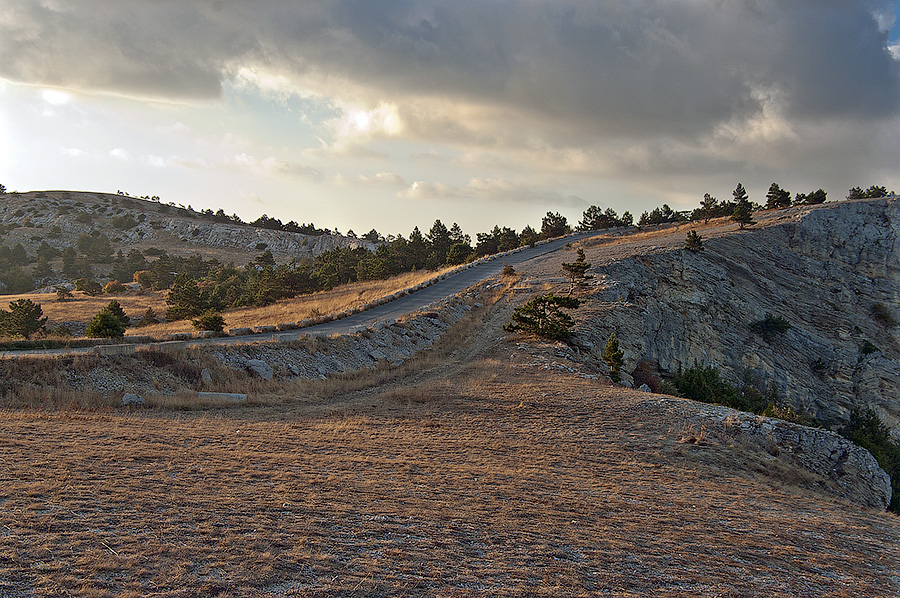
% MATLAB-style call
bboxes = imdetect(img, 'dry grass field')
[0,268,454,339]
[1,287,898,597]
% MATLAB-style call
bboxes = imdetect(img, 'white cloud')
[398,176,587,209]
[398,180,456,200]
[109,147,130,161]
[359,171,405,186]
[230,153,321,180]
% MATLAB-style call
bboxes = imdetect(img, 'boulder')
[121,393,145,407]
[247,359,273,380]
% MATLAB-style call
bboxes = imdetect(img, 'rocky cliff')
[576,198,900,433]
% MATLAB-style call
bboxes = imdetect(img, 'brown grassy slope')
[1,291,898,597]
[1,268,453,338]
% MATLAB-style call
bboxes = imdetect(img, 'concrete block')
[153,340,187,352]
[94,344,137,357]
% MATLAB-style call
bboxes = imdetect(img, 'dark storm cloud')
[2,0,898,133]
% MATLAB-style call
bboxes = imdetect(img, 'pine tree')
[504,293,581,341]
[684,230,703,252]
[731,192,755,229]
[165,275,203,321]
[136,307,159,328]
[700,193,718,223]
[603,333,625,383]
[0,299,47,339]
[561,248,593,290]
[765,183,791,209]
[103,300,130,328]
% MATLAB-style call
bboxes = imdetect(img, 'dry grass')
[1,267,455,338]
[1,356,898,597]
[1,281,898,597]
[2,290,168,325]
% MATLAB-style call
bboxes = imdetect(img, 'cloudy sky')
[2,1,899,236]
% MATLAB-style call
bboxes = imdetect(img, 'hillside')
[0,285,898,596]
[0,190,371,291]
[561,198,900,434]
[1,198,899,596]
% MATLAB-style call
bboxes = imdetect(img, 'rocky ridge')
[575,198,900,433]
[0,190,371,262]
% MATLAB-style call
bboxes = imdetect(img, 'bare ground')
[1,269,899,597]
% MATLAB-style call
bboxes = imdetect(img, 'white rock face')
[576,198,900,433]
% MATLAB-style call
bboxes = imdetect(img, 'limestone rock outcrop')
[667,397,893,509]
[576,198,900,433]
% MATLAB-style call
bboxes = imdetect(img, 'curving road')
[198,231,597,344]
[0,232,598,358]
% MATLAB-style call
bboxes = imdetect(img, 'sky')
[1,1,900,237]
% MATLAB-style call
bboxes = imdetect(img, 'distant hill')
[0,190,373,292]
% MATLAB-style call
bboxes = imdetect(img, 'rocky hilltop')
[0,190,372,264]
[577,198,900,433]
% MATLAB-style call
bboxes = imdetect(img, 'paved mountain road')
[0,232,597,358]
[199,231,596,345]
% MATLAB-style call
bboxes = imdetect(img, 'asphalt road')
[199,231,594,344]
[0,232,594,357]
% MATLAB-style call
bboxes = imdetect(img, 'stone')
[121,393,145,407]
[200,368,212,384]
[246,359,273,380]
[638,383,652,393]
[197,392,248,404]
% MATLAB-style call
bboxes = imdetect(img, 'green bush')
[673,365,770,414]
[191,310,226,333]
[841,408,900,513]
[86,309,126,338]
[749,313,792,342]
